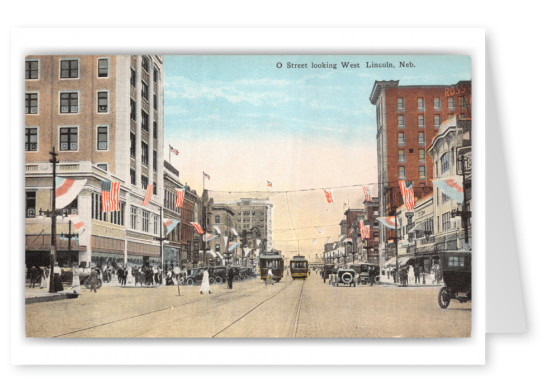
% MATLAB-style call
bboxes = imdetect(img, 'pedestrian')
[40,267,48,289]
[414,265,420,284]
[53,263,64,292]
[227,267,234,289]
[200,269,211,294]
[266,268,274,286]
[89,268,99,293]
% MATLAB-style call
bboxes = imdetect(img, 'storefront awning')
[384,257,396,267]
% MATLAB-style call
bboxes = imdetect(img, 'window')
[98,58,109,77]
[25,93,38,114]
[142,56,150,73]
[25,60,39,79]
[460,97,467,109]
[130,132,136,158]
[130,168,136,185]
[442,191,450,204]
[130,68,136,88]
[441,152,450,173]
[26,191,36,218]
[25,127,38,151]
[142,209,150,232]
[397,115,404,128]
[442,212,451,232]
[419,166,426,179]
[142,81,149,101]
[419,149,425,163]
[434,114,441,128]
[141,110,149,131]
[131,206,138,229]
[397,97,404,110]
[60,59,79,78]
[448,96,455,110]
[97,163,108,171]
[97,91,108,113]
[153,181,157,195]
[59,127,78,151]
[97,126,108,150]
[398,132,405,145]
[418,114,425,128]
[215,215,221,224]
[130,99,136,121]
[153,214,159,235]
[153,121,157,140]
[153,94,157,110]
[399,166,406,179]
[141,142,149,166]
[154,67,159,83]
[417,97,424,110]
[141,175,148,191]
[153,150,157,172]
[398,149,405,162]
[60,92,78,113]
[434,97,441,110]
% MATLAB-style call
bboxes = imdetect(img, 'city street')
[26,274,471,338]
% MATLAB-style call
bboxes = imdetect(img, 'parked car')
[212,266,228,284]
[184,268,215,286]
[332,268,356,287]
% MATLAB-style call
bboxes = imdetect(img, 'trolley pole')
[49,147,59,293]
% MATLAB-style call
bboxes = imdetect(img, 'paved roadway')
[25,273,471,338]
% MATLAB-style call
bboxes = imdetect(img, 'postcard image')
[24,54,472,339]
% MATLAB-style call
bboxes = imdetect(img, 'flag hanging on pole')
[175,188,186,208]
[163,218,180,236]
[223,235,228,248]
[399,180,416,211]
[55,177,87,209]
[67,214,85,233]
[101,180,120,212]
[377,216,398,230]
[362,185,372,202]
[360,220,371,240]
[244,247,251,257]
[256,239,261,246]
[203,233,218,242]
[190,222,204,235]
[267,180,272,188]
[228,242,239,251]
[323,188,334,203]
[230,228,239,237]
[208,249,217,258]
[203,171,210,180]
[142,184,153,206]
[213,225,221,235]
[169,145,179,155]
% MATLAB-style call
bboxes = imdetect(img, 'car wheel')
[209,277,215,285]
[215,276,223,284]
[438,287,451,309]
[186,278,194,286]
[233,276,240,282]
[341,272,353,284]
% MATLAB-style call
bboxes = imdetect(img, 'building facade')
[370,79,471,264]
[25,55,165,269]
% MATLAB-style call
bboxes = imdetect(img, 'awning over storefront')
[384,257,396,267]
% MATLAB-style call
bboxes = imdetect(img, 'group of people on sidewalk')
[387,264,443,286]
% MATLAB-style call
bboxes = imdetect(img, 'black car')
[184,268,215,286]
[212,266,228,284]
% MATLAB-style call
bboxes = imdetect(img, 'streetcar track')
[211,279,297,338]
[292,279,305,337]
[51,289,241,338]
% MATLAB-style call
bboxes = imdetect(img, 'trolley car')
[259,252,284,282]
[290,255,309,279]
[437,251,472,309]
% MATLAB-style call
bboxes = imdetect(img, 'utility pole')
[48,147,59,293]
[154,205,167,283]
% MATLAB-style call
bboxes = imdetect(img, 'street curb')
[25,292,79,305]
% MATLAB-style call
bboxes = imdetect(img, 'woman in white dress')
[126,266,135,285]
[200,269,211,294]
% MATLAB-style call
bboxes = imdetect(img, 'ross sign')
[457,147,472,175]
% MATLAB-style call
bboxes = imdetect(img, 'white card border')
[10,27,485,365]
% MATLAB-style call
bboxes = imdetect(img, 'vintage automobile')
[322,264,335,283]
[437,251,472,309]
[184,268,215,286]
[211,266,228,284]
[332,268,356,287]
[357,264,380,285]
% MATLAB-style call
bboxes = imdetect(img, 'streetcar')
[258,252,284,282]
[289,255,309,279]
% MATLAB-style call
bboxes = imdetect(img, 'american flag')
[399,180,415,211]
[203,171,210,180]
[190,222,204,235]
[267,180,272,187]
[360,220,371,240]
[323,188,334,203]
[169,145,179,155]
[175,188,186,208]
[362,186,372,202]
[101,180,120,212]
[142,184,153,206]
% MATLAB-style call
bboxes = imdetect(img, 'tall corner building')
[369,80,471,260]
[25,55,165,269]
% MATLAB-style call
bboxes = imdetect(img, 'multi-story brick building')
[25,55,165,269]
[362,197,380,264]
[369,79,471,263]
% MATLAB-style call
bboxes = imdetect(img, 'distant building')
[362,197,380,265]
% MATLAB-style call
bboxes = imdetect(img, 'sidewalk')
[377,276,444,288]
[25,285,79,305]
